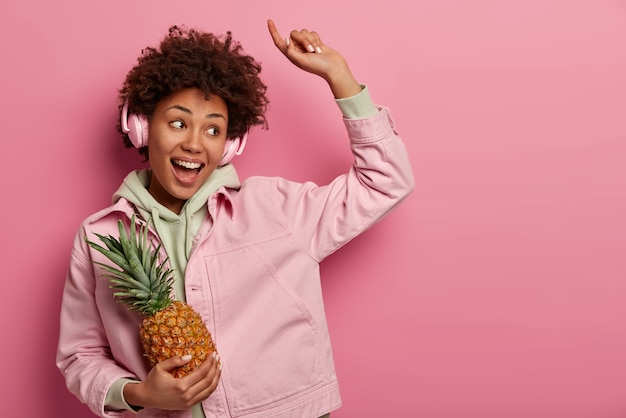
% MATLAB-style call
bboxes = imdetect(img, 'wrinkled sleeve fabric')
[56,227,138,418]
[273,102,415,262]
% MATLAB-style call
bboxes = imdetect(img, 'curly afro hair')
[118,25,269,158]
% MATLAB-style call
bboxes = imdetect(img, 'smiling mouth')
[173,159,203,169]
[172,159,204,180]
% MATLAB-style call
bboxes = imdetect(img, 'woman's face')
[147,87,229,214]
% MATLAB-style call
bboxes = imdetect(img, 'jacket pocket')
[204,243,325,416]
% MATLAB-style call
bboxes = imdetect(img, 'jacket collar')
[89,185,239,226]
[208,186,238,221]
[86,198,137,225]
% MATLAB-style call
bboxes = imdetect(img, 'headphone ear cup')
[219,132,248,166]
[127,114,149,148]
[121,102,149,148]
[219,138,240,166]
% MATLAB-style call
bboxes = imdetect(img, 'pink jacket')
[57,107,414,417]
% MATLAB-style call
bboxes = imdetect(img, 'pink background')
[1,0,625,417]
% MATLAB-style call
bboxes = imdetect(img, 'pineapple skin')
[140,301,217,378]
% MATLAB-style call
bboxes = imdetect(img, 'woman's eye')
[206,127,219,136]
[170,120,184,129]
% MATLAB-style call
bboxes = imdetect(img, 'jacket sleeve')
[273,105,415,261]
[56,226,138,418]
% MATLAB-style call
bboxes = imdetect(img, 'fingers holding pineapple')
[124,352,221,410]
[182,351,222,404]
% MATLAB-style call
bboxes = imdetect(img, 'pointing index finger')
[267,19,286,53]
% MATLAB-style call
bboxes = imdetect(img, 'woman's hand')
[123,353,221,410]
[267,19,362,99]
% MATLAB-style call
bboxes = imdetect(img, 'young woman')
[57,19,414,417]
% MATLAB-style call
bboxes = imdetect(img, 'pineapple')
[86,215,216,378]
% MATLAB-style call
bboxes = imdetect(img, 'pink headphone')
[121,102,247,166]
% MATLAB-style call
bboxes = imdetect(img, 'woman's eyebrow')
[167,104,192,114]
[167,105,226,120]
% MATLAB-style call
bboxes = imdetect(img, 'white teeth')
[173,160,202,169]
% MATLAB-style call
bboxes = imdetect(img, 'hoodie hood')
[112,164,240,300]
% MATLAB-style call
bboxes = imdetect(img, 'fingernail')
[212,352,217,360]
[307,44,315,53]
[182,355,192,361]
[315,46,322,54]
[285,37,291,46]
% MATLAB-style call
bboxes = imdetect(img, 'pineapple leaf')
[107,276,151,293]
[140,225,152,277]
[148,245,174,296]
[112,290,151,299]
[117,217,152,288]
[93,233,125,257]
[156,261,175,293]
[148,246,163,291]
[85,214,175,316]
[87,241,132,273]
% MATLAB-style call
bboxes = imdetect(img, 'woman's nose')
[181,130,203,152]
